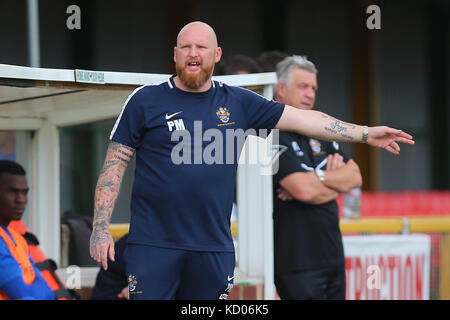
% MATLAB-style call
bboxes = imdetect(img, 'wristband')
[362,126,368,143]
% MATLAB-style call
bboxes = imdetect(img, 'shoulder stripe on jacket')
[109,85,149,140]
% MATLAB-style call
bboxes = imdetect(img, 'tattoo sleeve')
[91,141,135,245]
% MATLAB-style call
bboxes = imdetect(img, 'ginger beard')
[176,58,215,90]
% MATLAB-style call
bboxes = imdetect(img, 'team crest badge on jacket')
[128,274,138,292]
[216,107,231,123]
[309,138,322,154]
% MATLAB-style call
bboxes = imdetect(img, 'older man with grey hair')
[273,55,362,300]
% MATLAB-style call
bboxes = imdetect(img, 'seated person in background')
[0,160,54,300]
[256,50,289,72]
[215,54,262,75]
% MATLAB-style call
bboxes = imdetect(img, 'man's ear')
[277,82,286,100]
[215,47,222,63]
[173,46,177,63]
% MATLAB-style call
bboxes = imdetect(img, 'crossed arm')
[275,105,413,204]
[278,156,362,205]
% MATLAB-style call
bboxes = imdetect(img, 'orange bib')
[0,226,36,300]
[8,220,73,300]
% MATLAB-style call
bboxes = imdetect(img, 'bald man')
[89,21,414,300]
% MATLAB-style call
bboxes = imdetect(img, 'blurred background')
[0,0,449,300]
[1,0,449,197]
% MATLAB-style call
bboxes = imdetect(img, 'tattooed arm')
[89,141,135,270]
[275,105,414,155]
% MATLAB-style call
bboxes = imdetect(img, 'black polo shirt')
[273,131,348,274]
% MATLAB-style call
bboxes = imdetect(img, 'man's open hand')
[367,126,414,155]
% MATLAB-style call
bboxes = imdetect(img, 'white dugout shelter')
[0,64,278,299]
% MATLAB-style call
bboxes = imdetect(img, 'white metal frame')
[0,64,278,299]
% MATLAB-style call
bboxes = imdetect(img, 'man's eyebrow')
[178,42,210,47]
[8,187,29,192]
[300,82,317,88]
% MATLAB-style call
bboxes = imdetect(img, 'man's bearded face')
[176,56,215,90]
